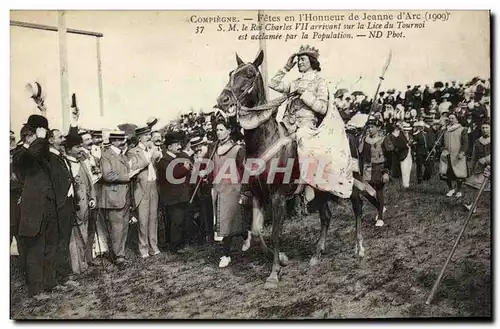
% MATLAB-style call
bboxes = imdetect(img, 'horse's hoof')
[264,277,279,289]
[355,245,365,258]
[309,256,320,267]
[358,248,365,258]
[279,252,289,266]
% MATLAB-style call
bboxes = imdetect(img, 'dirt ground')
[10,174,491,319]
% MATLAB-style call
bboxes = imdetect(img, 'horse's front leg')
[351,188,365,258]
[310,193,333,267]
[251,197,272,256]
[264,192,287,289]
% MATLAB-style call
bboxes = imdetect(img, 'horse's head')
[216,51,272,130]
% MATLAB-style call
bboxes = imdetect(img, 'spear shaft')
[360,50,392,137]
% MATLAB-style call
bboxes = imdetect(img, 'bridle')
[219,63,296,129]
[224,63,261,112]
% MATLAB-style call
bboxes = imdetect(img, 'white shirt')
[91,145,101,159]
[166,151,177,158]
[139,143,157,181]
[300,70,317,80]
[50,147,74,197]
[66,155,81,184]
[82,148,101,185]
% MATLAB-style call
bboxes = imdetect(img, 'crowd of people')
[341,77,491,225]
[9,102,255,300]
[10,71,491,300]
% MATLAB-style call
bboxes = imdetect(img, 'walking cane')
[189,140,220,204]
[425,170,490,305]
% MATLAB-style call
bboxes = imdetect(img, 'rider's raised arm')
[269,68,291,94]
[300,78,328,116]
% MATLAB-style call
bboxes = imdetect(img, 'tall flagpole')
[58,10,70,132]
[258,10,269,99]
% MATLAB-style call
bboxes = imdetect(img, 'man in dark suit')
[191,137,215,244]
[16,115,61,298]
[412,121,433,183]
[99,131,131,267]
[156,132,192,253]
[404,85,413,108]
[10,131,23,247]
[47,125,78,288]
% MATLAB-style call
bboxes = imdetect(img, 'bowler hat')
[24,114,48,130]
[165,132,183,146]
[64,132,83,150]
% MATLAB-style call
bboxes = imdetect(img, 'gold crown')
[296,45,319,59]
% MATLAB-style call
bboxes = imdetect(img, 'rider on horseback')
[270,45,328,133]
[269,45,354,202]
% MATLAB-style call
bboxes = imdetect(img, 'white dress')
[269,68,354,198]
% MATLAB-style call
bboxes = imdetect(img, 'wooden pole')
[58,11,70,132]
[11,20,103,37]
[96,37,104,117]
[11,19,104,125]
[425,175,490,305]
[258,10,269,99]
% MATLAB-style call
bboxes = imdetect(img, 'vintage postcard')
[9,10,491,319]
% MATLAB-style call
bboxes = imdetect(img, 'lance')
[425,168,490,305]
[360,50,393,137]
[350,75,363,90]
[425,127,446,163]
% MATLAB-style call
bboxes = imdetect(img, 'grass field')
[10,172,491,319]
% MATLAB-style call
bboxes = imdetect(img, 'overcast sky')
[10,10,490,134]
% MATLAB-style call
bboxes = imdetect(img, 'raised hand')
[36,127,47,139]
[71,106,80,122]
[284,53,297,71]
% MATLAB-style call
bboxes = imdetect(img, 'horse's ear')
[236,53,244,66]
[253,50,264,67]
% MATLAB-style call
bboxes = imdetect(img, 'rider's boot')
[304,185,315,202]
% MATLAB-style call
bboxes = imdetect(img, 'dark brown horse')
[216,50,381,288]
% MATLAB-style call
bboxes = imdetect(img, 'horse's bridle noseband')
[224,63,260,111]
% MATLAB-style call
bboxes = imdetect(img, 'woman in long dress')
[211,120,251,268]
